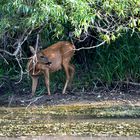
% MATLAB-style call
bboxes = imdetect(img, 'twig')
[64,40,106,56]
[35,34,39,53]
[122,81,140,86]
[74,41,106,51]
[8,95,14,107]
[0,29,32,57]
[24,95,44,109]
[31,33,40,75]
[15,56,24,84]
[0,29,33,84]
[0,82,4,88]
[113,81,140,86]
[0,53,9,64]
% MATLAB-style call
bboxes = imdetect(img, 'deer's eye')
[40,55,44,58]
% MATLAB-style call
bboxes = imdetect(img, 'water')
[0,136,140,140]
[0,105,139,138]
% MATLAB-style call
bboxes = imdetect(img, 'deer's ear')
[29,46,35,54]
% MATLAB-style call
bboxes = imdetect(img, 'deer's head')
[29,46,52,65]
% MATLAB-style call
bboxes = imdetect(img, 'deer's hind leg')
[62,62,71,94]
[68,64,75,87]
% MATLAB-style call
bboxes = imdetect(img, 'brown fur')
[27,41,75,96]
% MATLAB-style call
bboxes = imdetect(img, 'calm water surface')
[0,136,140,140]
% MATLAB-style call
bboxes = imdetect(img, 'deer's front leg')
[31,76,39,96]
[44,70,51,95]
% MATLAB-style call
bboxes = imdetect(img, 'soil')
[0,83,140,107]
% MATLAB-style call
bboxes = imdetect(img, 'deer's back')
[27,41,75,75]
[42,41,75,72]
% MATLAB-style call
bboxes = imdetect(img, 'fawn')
[27,41,75,96]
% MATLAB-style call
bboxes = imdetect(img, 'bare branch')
[13,29,33,56]
[0,53,9,64]
[13,42,21,56]
[0,49,14,56]
[23,95,44,109]
[0,29,33,84]
[0,29,32,57]
[35,34,39,53]
[15,56,24,84]
[74,41,106,51]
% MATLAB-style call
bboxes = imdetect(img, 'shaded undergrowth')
[0,33,140,95]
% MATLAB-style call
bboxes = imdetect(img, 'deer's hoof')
[31,92,34,96]
[62,92,67,95]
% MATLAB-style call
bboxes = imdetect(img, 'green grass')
[93,33,140,84]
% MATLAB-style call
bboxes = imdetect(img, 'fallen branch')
[23,95,44,109]
[113,81,140,86]
[122,81,140,86]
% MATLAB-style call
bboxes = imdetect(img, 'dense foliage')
[0,0,140,93]
[0,0,139,43]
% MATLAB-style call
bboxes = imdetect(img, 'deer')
[27,41,75,96]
